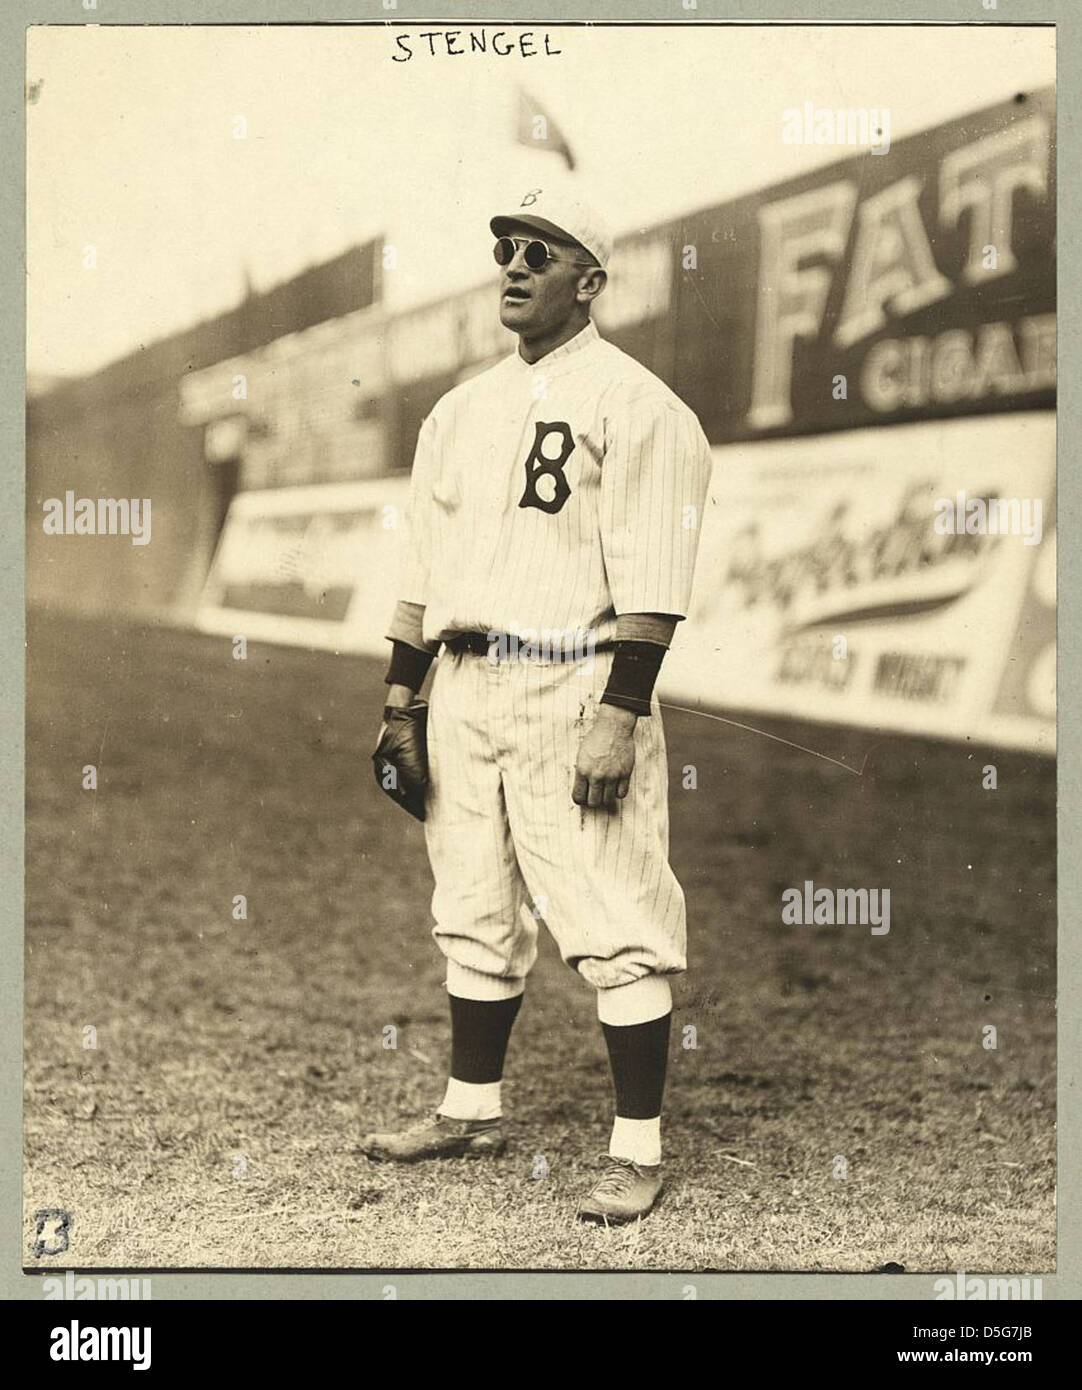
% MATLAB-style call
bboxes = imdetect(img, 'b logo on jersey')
[519,421,574,515]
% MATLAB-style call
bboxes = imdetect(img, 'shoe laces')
[432,1113,492,1133]
[591,1154,639,1196]
[403,1113,451,1135]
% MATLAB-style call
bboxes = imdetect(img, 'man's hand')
[573,703,638,810]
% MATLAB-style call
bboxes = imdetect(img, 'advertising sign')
[663,413,1055,753]
[198,479,410,653]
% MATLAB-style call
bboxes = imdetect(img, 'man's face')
[496,221,597,337]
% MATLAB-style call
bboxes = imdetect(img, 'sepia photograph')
[23,20,1056,1279]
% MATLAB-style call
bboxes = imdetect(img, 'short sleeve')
[398,412,439,607]
[600,389,714,618]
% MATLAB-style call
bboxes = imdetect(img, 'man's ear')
[576,266,607,305]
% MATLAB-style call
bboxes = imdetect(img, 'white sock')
[438,1076,502,1122]
[609,1115,661,1167]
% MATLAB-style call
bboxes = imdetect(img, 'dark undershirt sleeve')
[600,613,681,716]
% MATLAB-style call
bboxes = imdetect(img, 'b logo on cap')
[520,188,542,207]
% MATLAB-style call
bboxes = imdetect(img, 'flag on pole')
[515,88,576,171]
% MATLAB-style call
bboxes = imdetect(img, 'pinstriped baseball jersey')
[400,319,713,645]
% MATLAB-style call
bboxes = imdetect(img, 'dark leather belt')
[443,630,613,661]
[444,631,498,657]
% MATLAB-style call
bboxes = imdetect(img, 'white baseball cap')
[490,185,612,270]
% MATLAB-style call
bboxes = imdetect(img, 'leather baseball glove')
[372,701,429,821]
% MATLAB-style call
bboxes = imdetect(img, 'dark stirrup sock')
[600,1011,672,1118]
[449,993,524,1084]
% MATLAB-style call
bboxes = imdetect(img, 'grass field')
[24,609,1055,1272]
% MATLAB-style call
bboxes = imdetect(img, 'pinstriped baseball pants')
[423,645,687,993]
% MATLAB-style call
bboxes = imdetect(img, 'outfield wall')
[26,243,382,623]
[28,92,1056,751]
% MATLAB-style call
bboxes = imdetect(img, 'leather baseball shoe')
[578,1154,663,1223]
[359,1113,506,1163]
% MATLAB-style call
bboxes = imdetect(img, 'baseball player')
[365,185,713,1223]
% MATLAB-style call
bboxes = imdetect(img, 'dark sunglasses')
[493,235,596,271]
